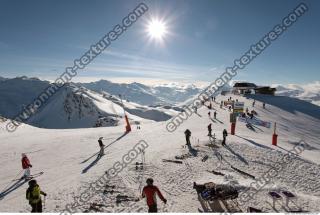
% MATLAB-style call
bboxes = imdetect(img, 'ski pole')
[43,196,46,210]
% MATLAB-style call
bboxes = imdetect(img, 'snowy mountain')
[27,84,181,129]
[0,77,51,118]
[273,81,320,106]
[1,93,320,212]
[0,76,7,82]
[79,80,203,105]
[0,77,187,129]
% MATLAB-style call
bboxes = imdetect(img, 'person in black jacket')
[207,124,212,137]
[98,138,105,158]
[222,129,228,146]
[184,129,191,146]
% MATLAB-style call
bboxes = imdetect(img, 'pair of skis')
[11,172,44,182]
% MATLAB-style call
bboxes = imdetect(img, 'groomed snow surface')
[0,94,320,213]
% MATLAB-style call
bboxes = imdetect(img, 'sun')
[147,19,167,40]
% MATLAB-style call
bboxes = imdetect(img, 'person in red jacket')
[21,153,32,180]
[142,178,167,213]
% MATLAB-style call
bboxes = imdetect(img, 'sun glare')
[147,19,167,40]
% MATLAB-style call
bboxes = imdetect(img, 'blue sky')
[0,0,319,85]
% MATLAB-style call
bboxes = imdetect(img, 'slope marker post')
[272,122,278,146]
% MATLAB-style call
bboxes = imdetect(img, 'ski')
[230,166,255,179]
[103,189,121,194]
[206,170,225,176]
[162,159,183,164]
[201,155,209,162]
[12,172,44,182]
[116,195,140,204]
[175,154,191,160]
[90,202,110,208]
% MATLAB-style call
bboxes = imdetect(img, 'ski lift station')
[232,82,276,95]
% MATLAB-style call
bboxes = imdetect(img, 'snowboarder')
[222,129,228,146]
[98,138,105,158]
[26,179,47,213]
[213,111,217,119]
[142,178,167,213]
[207,123,212,137]
[21,153,32,180]
[184,129,191,146]
[208,111,211,118]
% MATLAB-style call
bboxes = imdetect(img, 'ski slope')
[0,94,320,212]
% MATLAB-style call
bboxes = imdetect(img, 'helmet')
[28,179,37,186]
[146,178,153,185]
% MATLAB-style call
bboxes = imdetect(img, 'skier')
[208,103,212,110]
[263,102,266,109]
[214,97,216,102]
[207,123,212,137]
[213,111,217,119]
[142,178,167,213]
[250,113,254,119]
[26,179,47,213]
[194,106,197,114]
[21,153,32,180]
[184,129,191,146]
[208,111,211,118]
[222,129,228,146]
[98,138,105,158]
[252,100,256,107]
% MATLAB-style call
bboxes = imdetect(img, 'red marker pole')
[231,122,236,135]
[230,103,236,135]
[272,122,278,146]
[125,115,131,132]
[119,94,131,133]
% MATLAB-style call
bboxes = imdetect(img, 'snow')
[0,94,320,212]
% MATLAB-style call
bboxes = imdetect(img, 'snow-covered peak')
[273,81,320,106]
